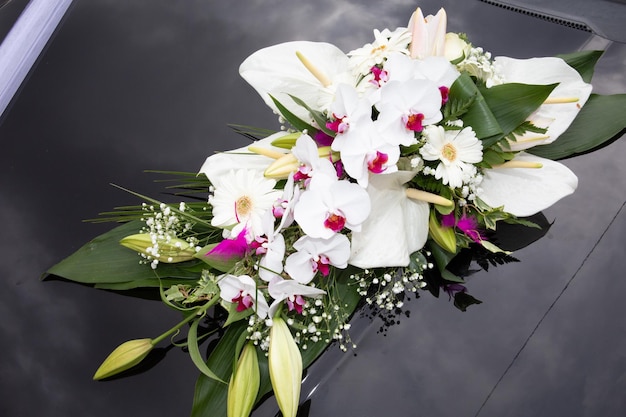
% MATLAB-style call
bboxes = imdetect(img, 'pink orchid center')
[405,113,425,132]
[232,291,254,312]
[439,86,450,105]
[293,164,312,182]
[324,211,346,232]
[286,294,306,314]
[367,151,389,174]
[326,114,349,134]
[369,65,389,87]
[312,254,331,277]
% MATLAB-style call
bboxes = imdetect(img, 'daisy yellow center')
[235,195,253,219]
[441,143,457,162]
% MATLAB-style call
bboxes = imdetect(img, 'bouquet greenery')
[47,5,626,417]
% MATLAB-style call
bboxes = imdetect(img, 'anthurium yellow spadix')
[268,316,302,417]
[227,342,260,417]
[93,338,153,380]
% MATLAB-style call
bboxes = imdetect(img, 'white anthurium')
[239,41,356,121]
[294,172,371,239]
[407,7,447,59]
[349,170,429,268]
[267,278,326,319]
[199,131,288,182]
[217,274,270,319]
[477,152,578,217]
[284,233,351,284]
[494,56,592,151]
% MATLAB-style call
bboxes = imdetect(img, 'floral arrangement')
[47,5,626,417]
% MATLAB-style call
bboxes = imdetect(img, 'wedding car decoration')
[47,5,626,417]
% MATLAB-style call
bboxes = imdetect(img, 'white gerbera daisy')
[419,125,483,189]
[209,169,282,238]
[348,27,412,76]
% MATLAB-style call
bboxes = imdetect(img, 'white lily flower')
[239,41,356,121]
[494,56,592,151]
[268,278,326,319]
[284,233,351,284]
[477,152,578,217]
[294,173,371,239]
[383,53,459,88]
[218,274,270,319]
[350,170,429,268]
[407,7,447,59]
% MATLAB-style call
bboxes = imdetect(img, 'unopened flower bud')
[93,338,153,380]
[120,234,196,263]
[444,32,470,64]
[227,342,260,417]
[428,211,457,253]
[269,317,302,417]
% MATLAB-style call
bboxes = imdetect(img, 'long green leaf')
[188,316,228,384]
[45,220,201,287]
[269,95,317,133]
[479,82,557,147]
[528,93,626,160]
[557,50,603,83]
[451,73,502,140]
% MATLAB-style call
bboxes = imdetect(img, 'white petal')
[349,171,429,268]
[239,41,352,120]
[495,56,592,150]
[478,152,578,217]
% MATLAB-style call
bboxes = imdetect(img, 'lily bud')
[270,132,302,149]
[120,234,196,263]
[93,338,153,380]
[269,316,302,417]
[227,342,260,417]
[264,147,340,179]
[428,211,457,253]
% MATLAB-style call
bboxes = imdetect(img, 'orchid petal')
[478,152,578,217]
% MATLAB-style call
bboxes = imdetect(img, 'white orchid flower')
[239,41,356,121]
[267,278,326,319]
[217,274,270,319]
[407,7,447,59]
[294,173,371,239]
[291,134,338,184]
[284,233,351,284]
[494,56,592,151]
[375,78,444,146]
[347,27,412,76]
[255,211,286,282]
[477,152,578,217]
[349,170,429,268]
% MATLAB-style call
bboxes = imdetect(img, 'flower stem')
[151,298,217,346]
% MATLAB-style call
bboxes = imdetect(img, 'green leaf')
[269,95,317,134]
[45,221,201,288]
[479,82,557,147]
[451,73,502,140]
[289,94,334,137]
[528,94,626,160]
[557,50,603,83]
[188,316,227,384]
